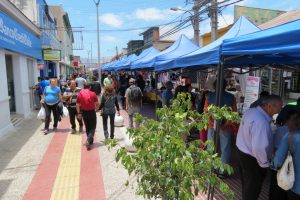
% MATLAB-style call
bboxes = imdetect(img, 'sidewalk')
[0,103,269,200]
[0,108,144,200]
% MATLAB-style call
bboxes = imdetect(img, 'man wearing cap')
[125,78,143,128]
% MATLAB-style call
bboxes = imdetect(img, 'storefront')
[0,7,41,135]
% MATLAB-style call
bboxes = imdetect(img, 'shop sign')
[42,49,61,61]
[242,76,260,112]
[0,11,42,59]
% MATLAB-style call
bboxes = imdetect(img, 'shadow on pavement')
[0,179,13,199]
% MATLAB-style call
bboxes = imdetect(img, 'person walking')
[90,76,102,100]
[63,80,83,134]
[125,78,143,128]
[76,83,99,149]
[236,95,283,200]
[272,111,300,200]
[103,73,113,86]
[43,79,62,134]
[119,72,128,109]
[99,85,120,139]
[75,74,86,89]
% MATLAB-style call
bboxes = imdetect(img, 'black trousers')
[237,149,267,200]
[44,103,59,130]
[288,191,300,200]
[102,113,115,139]
[82,110,97,144]
[269,168,288,200]
[68,107,83,130]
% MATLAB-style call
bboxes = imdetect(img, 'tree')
[107,93,240,200]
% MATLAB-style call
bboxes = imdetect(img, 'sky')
[46,0,300,63]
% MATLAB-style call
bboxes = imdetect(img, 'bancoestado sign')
[0,11,42,59]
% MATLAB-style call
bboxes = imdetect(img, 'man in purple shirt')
[236,95,282,200]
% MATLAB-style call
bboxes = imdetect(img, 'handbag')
[277,133,295,190]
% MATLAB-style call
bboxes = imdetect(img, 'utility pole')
[116,46,119,60]
[210,0,218,42]
[93,0,101,82]
[91,43,93,67]
[87,50,90,72]
[193,0,200,46]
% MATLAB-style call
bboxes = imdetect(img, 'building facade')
[0,0,42,135]
[49,6,74,77]
[37,0,61,78]
[127,40,144,55]
[142,27,173,51]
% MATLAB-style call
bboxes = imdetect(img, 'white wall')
[0,50,13,135]
[9,0,38,25]
[12,55,31,118]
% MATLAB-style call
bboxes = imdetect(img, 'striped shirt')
[63,87,81,108]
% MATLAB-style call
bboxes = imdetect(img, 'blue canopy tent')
[134,34,194,71]
[221,18,300,66]
[154,35,200,72]
[115,54,137,71]
[131,47,160,70]
[103,61,117,72]
[172,16,260,70]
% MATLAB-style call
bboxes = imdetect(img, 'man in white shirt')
[236,94,282,200]
[75,74,86,89]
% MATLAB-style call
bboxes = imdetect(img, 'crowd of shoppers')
[35,70,300,199]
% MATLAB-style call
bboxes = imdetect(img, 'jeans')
[68,107,83,130]
[102,113,115,139]
[207,128,232,164]
[82,110,97,144]
[44,103,59,130]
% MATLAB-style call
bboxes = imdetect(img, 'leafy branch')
[106,93,240,200]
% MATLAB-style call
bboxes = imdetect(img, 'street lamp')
[92,0,101,83]
[170,4,200,46]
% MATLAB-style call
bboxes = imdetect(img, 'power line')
[39,18,188,32]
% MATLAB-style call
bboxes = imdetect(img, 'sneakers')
[43,129,49,135]
[71,129,76,134]
[53,127,57,132]
[86,140,91,150]
[79,126,83,132]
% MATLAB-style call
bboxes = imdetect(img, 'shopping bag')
[277,152,294,190]
[114,115,124,127]
[63,106,69,117]
[277,133,295,190]
[37,107,45,120]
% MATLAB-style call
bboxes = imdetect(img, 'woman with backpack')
[99,85,120,139]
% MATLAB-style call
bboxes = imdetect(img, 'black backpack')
[128,86,142,103]
[91,81,101,95]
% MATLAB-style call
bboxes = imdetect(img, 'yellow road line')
[50,132,82,200]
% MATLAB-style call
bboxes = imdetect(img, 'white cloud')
[102,36,118,42]
[99,13,123,28]
[134,7,176,21]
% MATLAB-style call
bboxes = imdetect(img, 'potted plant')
[107,93,240,200]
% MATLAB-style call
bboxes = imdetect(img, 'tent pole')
[155,72,158,119]
[208,58,224,200]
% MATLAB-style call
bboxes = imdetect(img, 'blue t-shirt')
[162,89,173,107]
[44,86,61,105]
[38,80,50,93]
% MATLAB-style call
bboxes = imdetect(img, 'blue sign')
[0,11,42,59]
